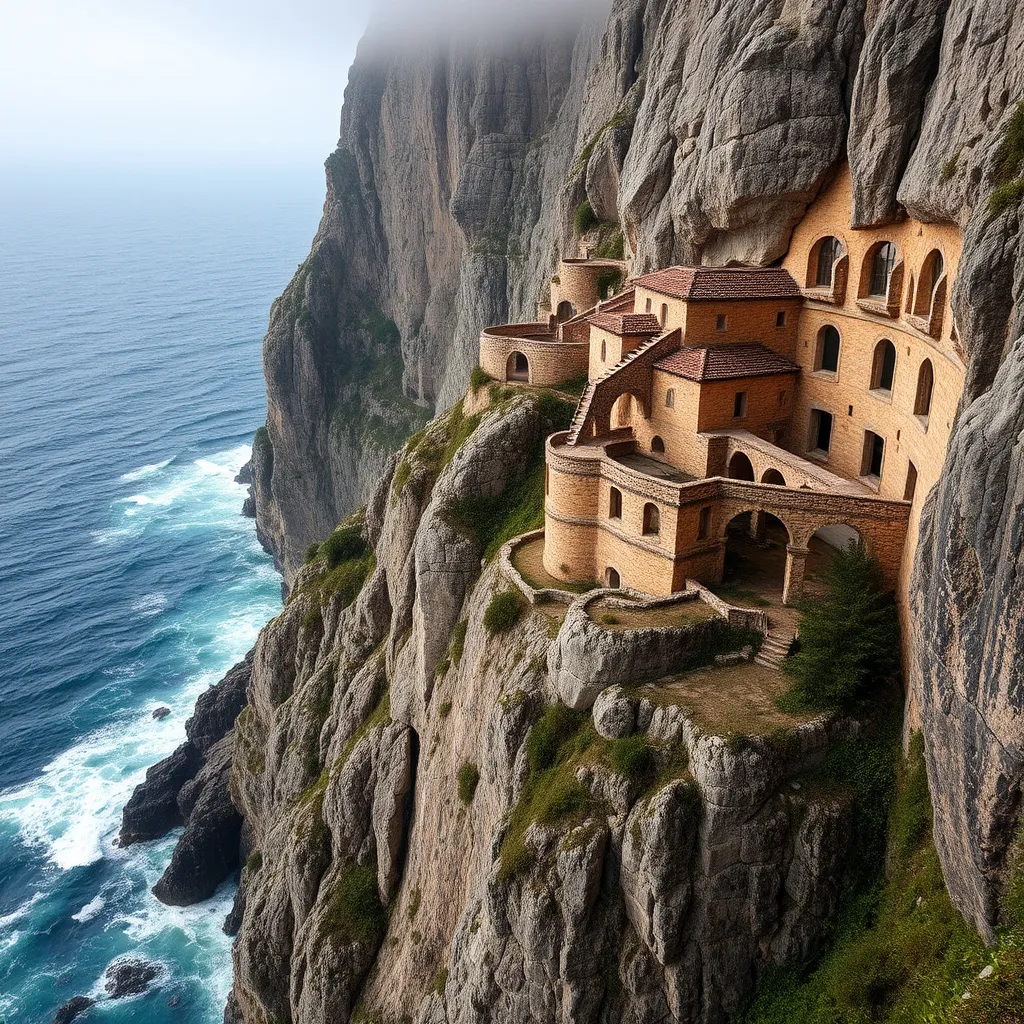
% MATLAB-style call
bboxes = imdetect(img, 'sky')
[0,0,373,168]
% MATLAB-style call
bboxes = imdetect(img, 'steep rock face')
[227,392,864,1023]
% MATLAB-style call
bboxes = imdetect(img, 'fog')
[0,0,608,169]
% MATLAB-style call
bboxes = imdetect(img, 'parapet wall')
[479,323,588,387]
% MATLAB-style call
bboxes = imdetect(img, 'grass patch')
[432,969,448,995]
[450,619,468,665]
[439,700,452,718]
[305,542,320,563]
[340,688,391,766]
[557,372,590,397]
[457,762,480,804]
[593,228,624,260]
[574,200,598,235]
[391,460,412,504]
[499,705,599,880]
[246,850,263,873]
[484,591,525,635]
[610,735,655,783]
[994,101,1024,183]
[320,864,386,946]
[739,725,1010,1024]
[470,366,492,393]
[989,178,1024,216]
[407,887,421,921]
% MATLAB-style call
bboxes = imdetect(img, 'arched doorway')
[727,451,755,480]
[507,351,529,382]
[651,435,665,454]
[761,468,786,486]
[611,392,645,429]
[605,566,621,589]
[714,511,790,608]
[556,300,575,322]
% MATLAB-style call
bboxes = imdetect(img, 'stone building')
[480,166,964,608]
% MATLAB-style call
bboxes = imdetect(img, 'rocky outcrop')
[120,652,251,904]
[199,391,868,1023]
[103,958,163,999]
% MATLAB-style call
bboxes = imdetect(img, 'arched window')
[660,303,668,327]
[605,567,620,589]
[915,249,946,316]
[642,502,660,536]
[814,236,844,287]
[868,242,897,298]
[861,430,885,480]
[665,387,675,409]
[651,435,665,454]
[727,451,755,480]
[762,468,786,485]
[556,300,574,321]
[814,325,841,373]
[609,486,622,519]
[905,274,916,313]
[645,297,652,313]
[870,339,897,393]
[600,339,606,362]
[914,360,934,419]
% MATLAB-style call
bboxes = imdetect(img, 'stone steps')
[754,630,796,670]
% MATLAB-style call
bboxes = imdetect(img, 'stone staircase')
[754,629,796,670]
[565,333,672,444]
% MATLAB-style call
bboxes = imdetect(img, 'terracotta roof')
[586,311,663,335]
[636,265,801,301]
[655,344,800,382]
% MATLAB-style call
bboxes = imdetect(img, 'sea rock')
[120,652,251,847]
[152,706,171,720]
[53,996,94,1024]
[103,957,162,998]
[152,734,242,906]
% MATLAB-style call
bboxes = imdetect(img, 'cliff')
[227,388,887,1023]
[134,0,1024,1020]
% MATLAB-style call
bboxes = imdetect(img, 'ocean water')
[0,165,322,1021]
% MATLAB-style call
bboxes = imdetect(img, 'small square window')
[776,311,786,328]
[716,314,728,331]
[733,391,747,418]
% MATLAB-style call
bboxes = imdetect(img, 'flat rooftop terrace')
[611,450,695,483]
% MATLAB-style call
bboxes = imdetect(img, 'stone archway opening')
[605,566,621,589]
[761,468,786,486]
[507,351,529,382]
[727,451,755,480]
[713,510,790,609]
[610,392,646,430]
[556,300,575,322]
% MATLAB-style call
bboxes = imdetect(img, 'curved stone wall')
[478,323,589,386]
[550,258,627,318]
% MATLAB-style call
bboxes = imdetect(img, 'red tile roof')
[636,265,801,301]
[655,344,800,382]
[586,311,663,335]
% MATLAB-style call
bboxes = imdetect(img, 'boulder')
[104,957,162,998]
[53,996,94,1024]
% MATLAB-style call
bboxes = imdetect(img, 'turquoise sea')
[0,165,322,1021]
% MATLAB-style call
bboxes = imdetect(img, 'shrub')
[781,542,900,709]
[470,366,492,393]
[305,543,320,563]
[246,850,263,873]
[320,865,386,945]
[573,199,598,235]
[989,178,1024,216]
[433,969,449,995]
[483,591,524,635]
[457,762,480,804]
[450,619,468,664]
[610,735,654,782]
[526,704,587,773]
[994,101,1024,183]
[321,522,369,568]
[593,229,625,260]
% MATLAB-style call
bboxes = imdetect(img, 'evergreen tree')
[784,542,901,708]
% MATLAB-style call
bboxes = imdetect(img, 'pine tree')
[783,542,901,709]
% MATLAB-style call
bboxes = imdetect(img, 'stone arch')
[651,435,665,454]
[914,359,934,420]
[611,391,646,428]
[802,522,865,600]
[717,509,797,605]
[556,300,575,322]
[806,235,845,288]
[727,451,755,480]
[869,338,897,393]
[761,468,786,485]
[605,566,621,589]
[507,351,530,382]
